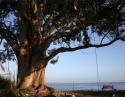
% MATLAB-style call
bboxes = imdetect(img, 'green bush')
[0,76,18,97]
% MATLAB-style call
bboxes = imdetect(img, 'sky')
[46,40,125,83]
[0,40,125,83]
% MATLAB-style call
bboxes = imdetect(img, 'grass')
[0,76,64,97]
[0,76,19,97]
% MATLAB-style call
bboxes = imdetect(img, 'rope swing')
[94,46,100,90]
[93,34,101,91]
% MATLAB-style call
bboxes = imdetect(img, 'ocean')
[46,82,125,91]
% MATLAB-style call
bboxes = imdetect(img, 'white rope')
[93,34,101,90]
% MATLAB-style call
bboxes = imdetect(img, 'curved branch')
[47,37,124,60]
[100,31,110,44]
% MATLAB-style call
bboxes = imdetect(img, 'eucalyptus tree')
[0,0,125,92]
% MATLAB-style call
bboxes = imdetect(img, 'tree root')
[19,85,56,97]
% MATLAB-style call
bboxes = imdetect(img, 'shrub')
[0,76,18,97]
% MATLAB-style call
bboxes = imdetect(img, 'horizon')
[46,81,125,84]
[0,40,125,83]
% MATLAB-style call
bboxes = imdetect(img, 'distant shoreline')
[46,82,125,91]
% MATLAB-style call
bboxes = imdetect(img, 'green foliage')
[50,57,59,64]
[0,0,125,63]
[0,76,18,97]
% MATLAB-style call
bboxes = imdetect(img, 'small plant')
[0,76,19,97]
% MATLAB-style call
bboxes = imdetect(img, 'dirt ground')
[70,90,125,97]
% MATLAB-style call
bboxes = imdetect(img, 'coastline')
[46,82,125,91]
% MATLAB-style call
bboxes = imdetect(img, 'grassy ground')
[0,76,19,97]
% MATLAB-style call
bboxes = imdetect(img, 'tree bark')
[18,66,46,90]
[17,52,47,90]
[17,0,49,92]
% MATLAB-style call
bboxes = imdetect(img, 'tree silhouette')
[0,0,125,93]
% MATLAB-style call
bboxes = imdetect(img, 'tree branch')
[47,37,124,60]
[0,27,19,55]
[100,31,110,44]
[45,25,84,44]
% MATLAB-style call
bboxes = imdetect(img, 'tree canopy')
[0,0,125,94]
[0,0,125,63]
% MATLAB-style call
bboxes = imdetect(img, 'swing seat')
[102,84,115,91]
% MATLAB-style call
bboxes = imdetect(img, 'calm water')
[46,82,125,91]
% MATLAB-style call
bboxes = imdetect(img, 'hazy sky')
[46,40,125,83]
[0,41,125,83]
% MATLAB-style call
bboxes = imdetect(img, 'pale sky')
[0,40,125,83]
[46,40,125,83]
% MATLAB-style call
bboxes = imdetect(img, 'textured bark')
[17,0,47,90]
[18,66,46,90]
[17,53,47,90]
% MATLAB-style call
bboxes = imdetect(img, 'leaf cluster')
[0,0,125,63]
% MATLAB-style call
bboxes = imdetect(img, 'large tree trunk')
[17,0,46,90]
[17,1,50,95]
[18,66,46,90]
[17,53,48,90]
